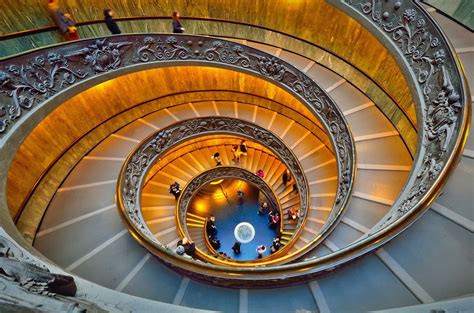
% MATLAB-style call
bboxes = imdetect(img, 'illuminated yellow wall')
[7,66,320,219]
[0,0,416,127]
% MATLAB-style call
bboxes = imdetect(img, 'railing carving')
[338,0,470,229]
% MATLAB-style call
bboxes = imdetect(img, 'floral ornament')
[432,49,446,65]
[402,8,417,23]
[416,18,426,28]
[203,41,251,67]
[350,0,464,225]
[254,56,286,80]
[288,74,325,108]
[133,36,193,62]
[166,36,178,45]
[67,38,133,73]
[0,52,87,132]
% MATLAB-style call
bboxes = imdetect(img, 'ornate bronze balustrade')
[1,34,354,284]
[0,35,354,221]
[0,34,354,265]
[329,0,471,235]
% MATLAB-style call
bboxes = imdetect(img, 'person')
[217,251,228,259]
[104,8,121,34]
[63,13,79,41]
[270,238,281,253]
[206,215,217,236]
[256,245,266,258]
[239,140,248,155]
[172,11,185,33]
[270,211,280,228]
[211,152,223,166]
[258,202,268,215]
[47,1,79,41]
[268,209,274,224]
[177,237,195,256]
[169,181,182,200]
[237,190,244,205]
[231,241,241,254]
[288,208,299,221]
[231,145,241,163]
[256,169,265,178]
[209,236,221,250]
[175,245,192,259]
[292,183,298,194]
[282,169,291,185]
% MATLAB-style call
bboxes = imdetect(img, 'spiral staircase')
[0,1,472,312]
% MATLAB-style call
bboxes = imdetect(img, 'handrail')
[99,5,467,284]
[0,16,272,41]
[331,0,470,232]
[140,138,336,264]
[420,1,473,32]
[14,92,332,240]
[0,36,355,254]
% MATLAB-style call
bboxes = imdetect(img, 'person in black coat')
[232,241,241,254]
[206,215,217,236]
[104,8,121,35]
[172,11,185,33]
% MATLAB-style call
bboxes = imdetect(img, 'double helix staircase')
[31,36,414,295]
[0,2,471,312]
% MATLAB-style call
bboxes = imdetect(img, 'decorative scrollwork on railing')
[0,35,354,232]
[118,117,310,248]
[342,0,469,228]
[177,167,280,242]
[0,55,87,133]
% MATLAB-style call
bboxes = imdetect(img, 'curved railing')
[0,1,469,289]
[331,0,470,232]
[138,137,307,254]
[118,117,314,263]
[177,166,290,264]
[0,35,355,274]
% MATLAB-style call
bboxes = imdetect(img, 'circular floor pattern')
[234,222,256,243]
[189,179,278,260]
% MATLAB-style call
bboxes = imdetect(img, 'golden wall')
[0,0,416,127]
[7,66,321,219]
